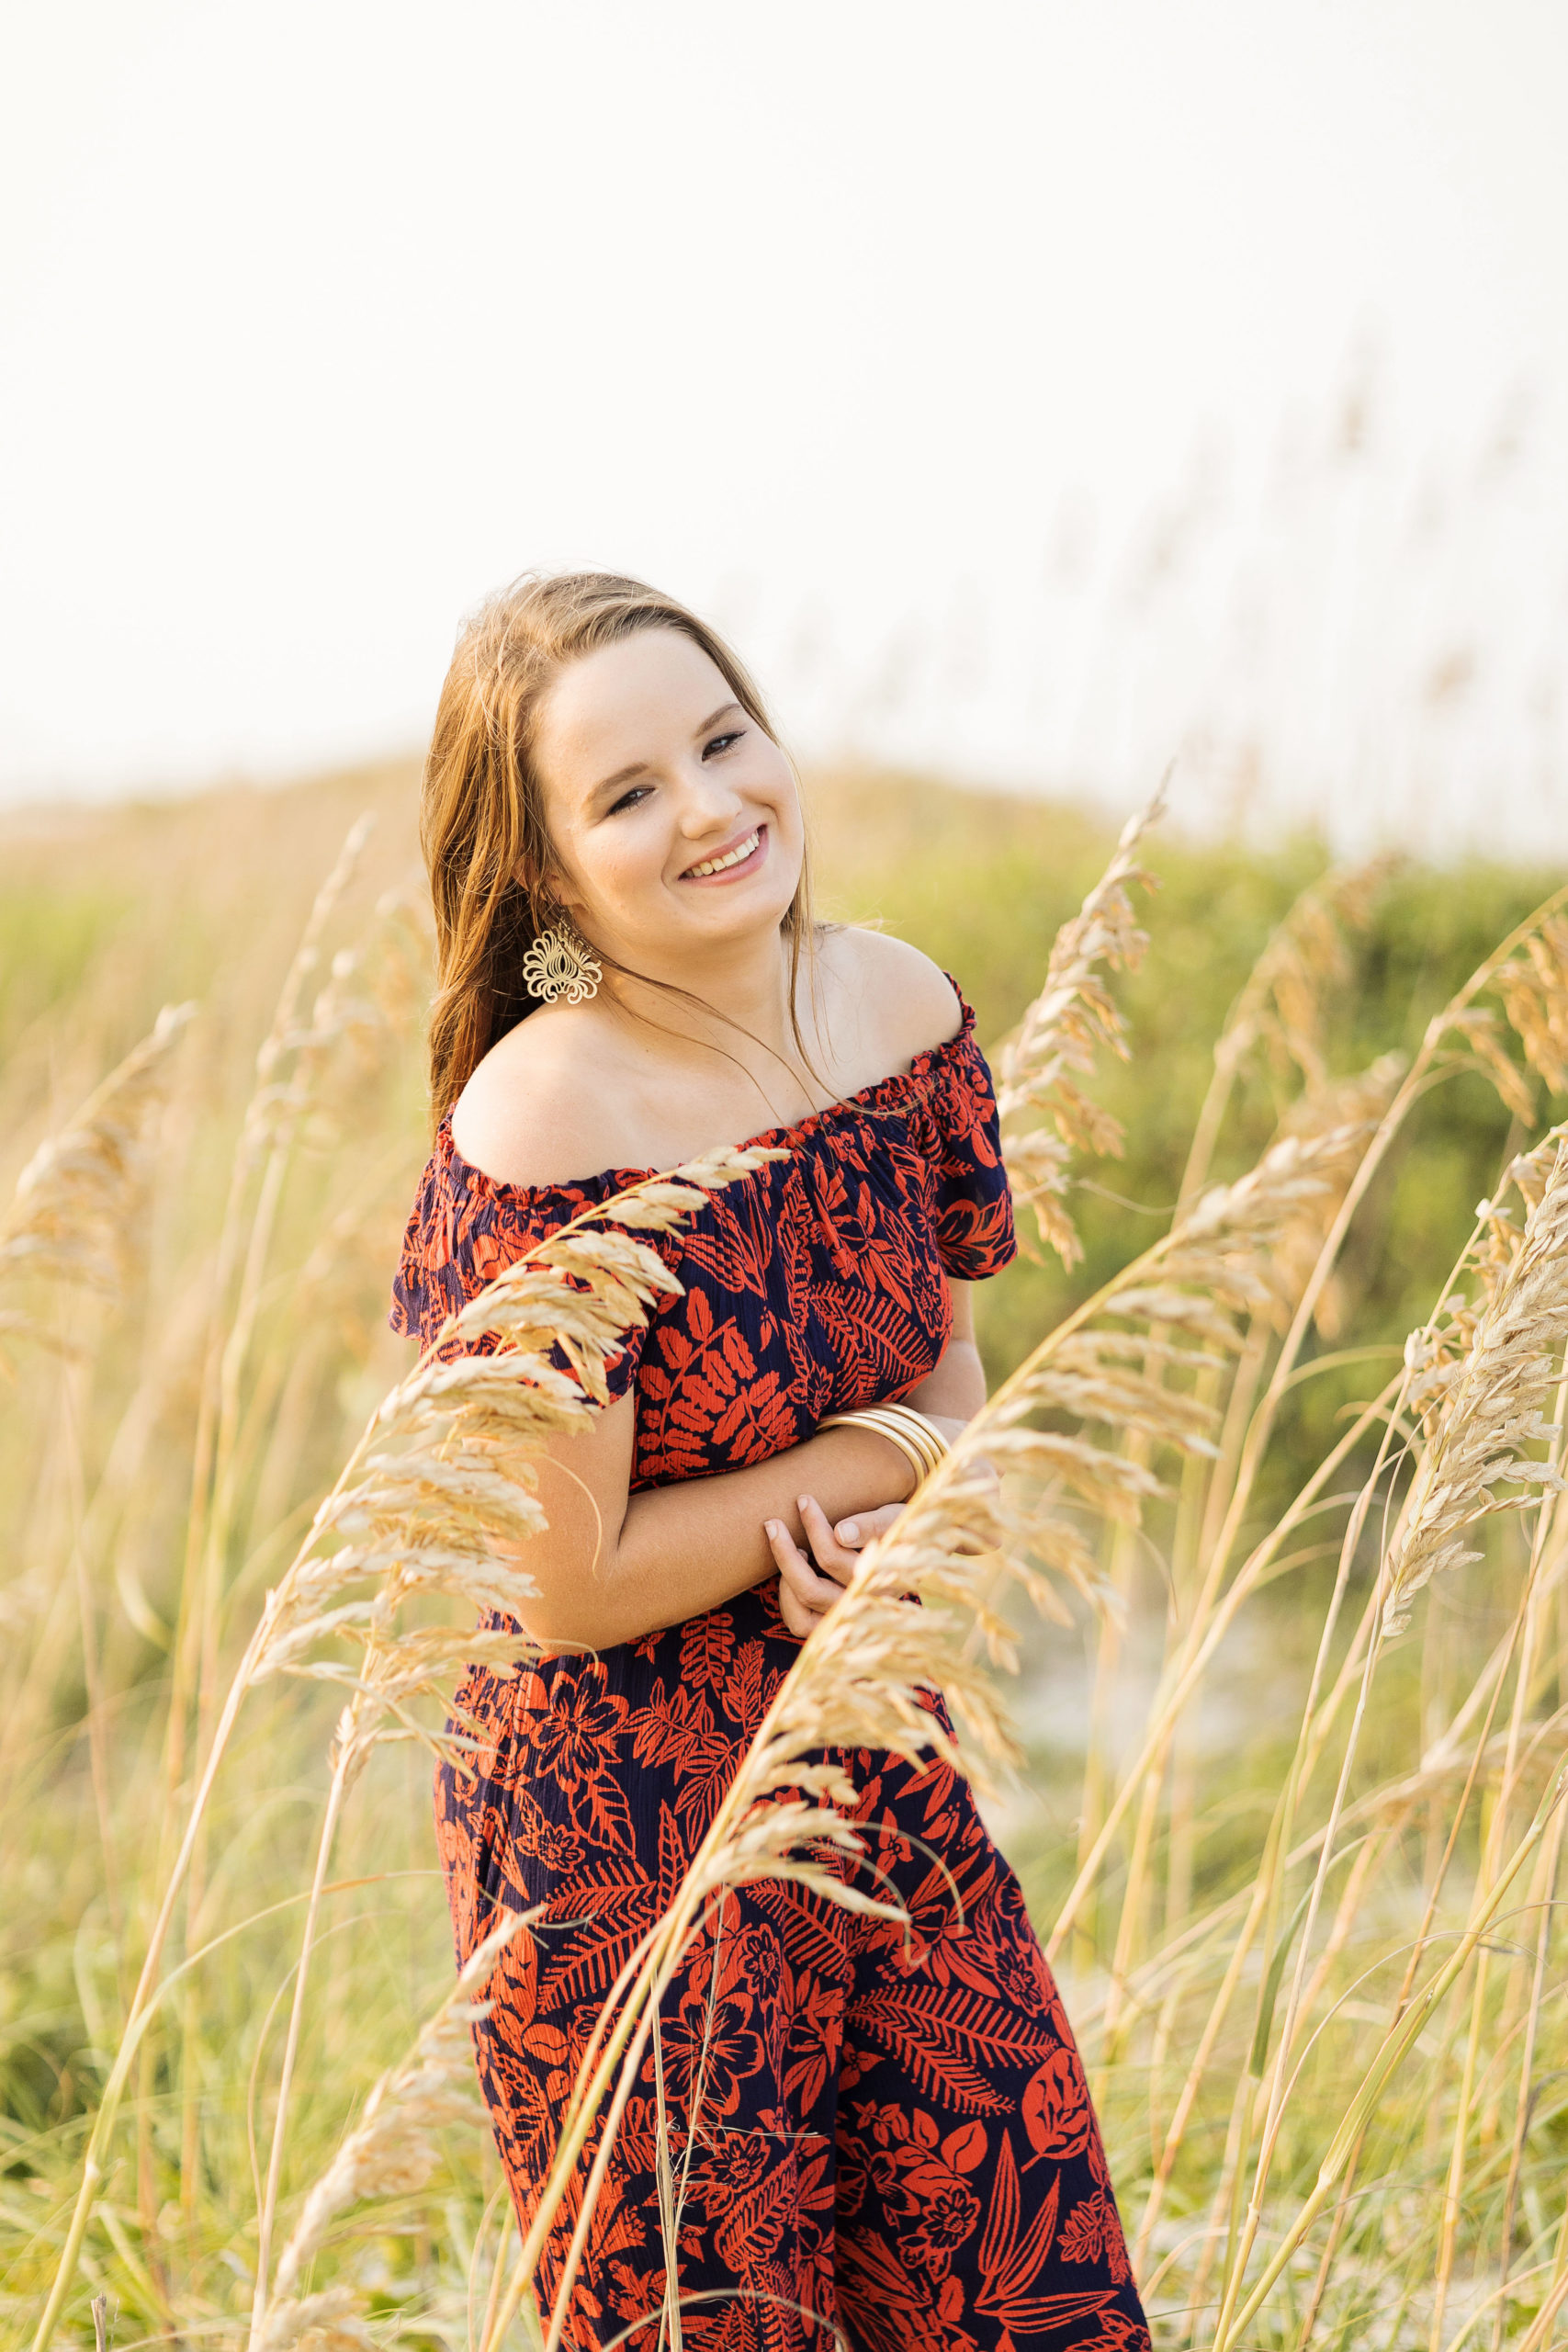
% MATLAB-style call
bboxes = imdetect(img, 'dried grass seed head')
[1384,1139,1568,1634]
[0,1001,196,1326]
[998,786,1165,1265]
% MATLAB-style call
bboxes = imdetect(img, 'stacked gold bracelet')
[816,1401,949,1494]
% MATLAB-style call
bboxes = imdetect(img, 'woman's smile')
[678,822,769,885]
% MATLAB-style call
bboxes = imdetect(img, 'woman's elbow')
[507,1542,656,1654]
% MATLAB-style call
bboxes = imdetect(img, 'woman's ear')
[515,856,582,919]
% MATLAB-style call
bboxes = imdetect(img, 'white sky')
[3,0,1566,852]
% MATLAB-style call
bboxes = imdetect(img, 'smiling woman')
[390,571,1149,2349]
[420,576,818,1151]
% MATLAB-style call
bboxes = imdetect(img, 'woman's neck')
[602,928,805,1077]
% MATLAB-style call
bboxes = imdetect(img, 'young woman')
[390,574,1148,2352]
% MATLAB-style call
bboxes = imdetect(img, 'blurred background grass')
[1,762,1559,2346]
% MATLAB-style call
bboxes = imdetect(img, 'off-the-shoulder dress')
[390,985,1148,2352]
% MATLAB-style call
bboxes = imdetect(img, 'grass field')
[3,757,1567,2350]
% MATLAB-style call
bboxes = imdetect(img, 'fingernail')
[797,1496,810,1512]
[765,1521,781,1539]
[839,1521,858,1543]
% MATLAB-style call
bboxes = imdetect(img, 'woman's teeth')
[684,829,761,878]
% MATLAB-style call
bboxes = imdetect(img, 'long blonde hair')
[421,571,817,1127]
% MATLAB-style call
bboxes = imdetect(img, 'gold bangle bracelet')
[857,1407,943,1481]
[870,1403,948,1478]
[887,1404,950,1476]
[818,1410,927,1490]
[818,1402,949,1492]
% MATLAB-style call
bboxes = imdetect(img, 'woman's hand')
[766,1496,907,1636]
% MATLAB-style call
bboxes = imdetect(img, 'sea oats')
[24,1144,778,2352]
[665,1098,1408,1987]
[251,2285,375,2352]
[0,1001,196,1342]
[252,1154,785,1680]
[35,787,1568,2352]
[1493,912,1568,1099]
[1210,857,1397,1102]
[1441,1004,1538,1124]
[998,785,1165,1264]
[254,1917,528,2349]
[1383,1140,1568,1635]
[1235,1055,1408,1334]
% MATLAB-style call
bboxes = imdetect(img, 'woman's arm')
[762,1281,988,1629]
[902,1278,987,1420]
[497,1285,987,1651]
[507,1402,919,1651]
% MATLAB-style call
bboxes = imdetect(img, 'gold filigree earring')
[522,914,603,1006]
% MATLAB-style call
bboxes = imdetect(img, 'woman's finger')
[796,1493,862,1584]
[778,1544,843,1613]
[766,1518,842,1618]
[831,1500,904,1550]
[777,1577,816,1637]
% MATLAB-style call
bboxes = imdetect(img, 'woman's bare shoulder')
[829,925,965,1069]
[449,1011,637,1190]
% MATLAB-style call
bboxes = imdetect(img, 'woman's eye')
[703,729,744,759]
[609,785,652,815]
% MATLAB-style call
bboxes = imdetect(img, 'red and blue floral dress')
[390,985,1148,2352]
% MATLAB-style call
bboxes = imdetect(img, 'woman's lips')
[679,823,769,884]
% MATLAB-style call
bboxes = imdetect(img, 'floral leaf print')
[502,1787,584,1872]
[780,1987,843,2116]
[943,2118,987,2172]
[1077,2312,1153,2352]
[677,1183,779,1303]
[651,1983,766,2121]
[710,2146,805,2271]
[749,1879,854,1978]
[840,2102,986,2282]
[974,2132,1094,2330]
[833,2227,963,2352]
[626,1681,737,1835]
[1058,2188,1133,2285]
[1023,2042,1096,2165]
[657,1797,690,1905]
[462,1802,550,1909]
[814,1280,941,1402]
[849,1983,1063,2116]
[870,1851,1006,1980]
[695,2129,773,2207]
[534,1866,669,2009]
[730,1923,784,2005]
[577,1763,637,1855]
[936,1189,1017,1276]
[680,1612,735,1688]
[708,1367,800,1461]
[517,1664,627,1798]
[722,1639,769,1734]
[628,1679,716,1770]
[671,1739,751,1838]
[676,2298,762,2352]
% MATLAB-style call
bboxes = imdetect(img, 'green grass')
[2,759,1566,2349]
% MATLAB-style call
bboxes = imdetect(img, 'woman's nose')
[674,765,744,833]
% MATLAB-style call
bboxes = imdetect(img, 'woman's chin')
[651,879,797,947]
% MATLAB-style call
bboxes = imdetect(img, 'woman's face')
[529,627,804,971]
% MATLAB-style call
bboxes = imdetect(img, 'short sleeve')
[927,1030,1019,1281]
[389,1128,682,1404]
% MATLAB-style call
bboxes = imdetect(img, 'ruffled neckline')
[438,980,981,1201]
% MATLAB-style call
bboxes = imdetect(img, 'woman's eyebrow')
[693,699,742,738]
[591,756,652,800]
[588,703,744,801]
